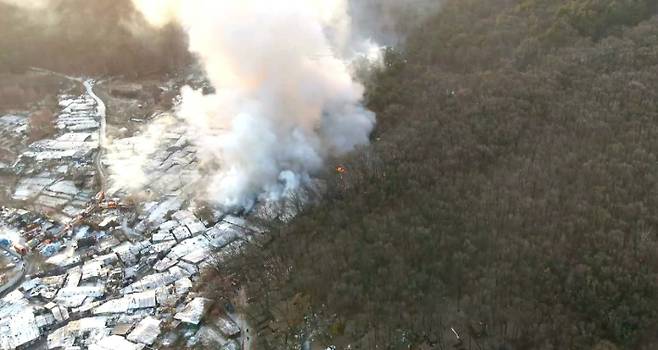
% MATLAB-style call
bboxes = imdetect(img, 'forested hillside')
[0,0,189,77]
[219,1,658,349]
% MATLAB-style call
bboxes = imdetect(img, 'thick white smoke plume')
[130,0,377,207]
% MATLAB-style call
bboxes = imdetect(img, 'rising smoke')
[0,0,440,206]
[4,0,440,208]
[127,0,379,208]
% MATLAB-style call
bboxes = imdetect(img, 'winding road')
[84,79,108,192]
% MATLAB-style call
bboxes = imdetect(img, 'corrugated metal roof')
[0,307,40,350]
[174,298,210,325]
[94,290,156,315]
[127,317,161,345]
[112,323,134,336]
[89,335,144,350]
[47,316,109,349]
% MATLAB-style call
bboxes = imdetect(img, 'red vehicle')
[101,201,119,209]
[13,243,28,256]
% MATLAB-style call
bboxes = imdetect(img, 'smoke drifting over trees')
[349,0,444,46]
[0,0,189,76]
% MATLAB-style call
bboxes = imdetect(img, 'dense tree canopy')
[218,1,658,349]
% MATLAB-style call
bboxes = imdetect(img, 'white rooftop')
[174,297,210,325]
[126,317,161,345]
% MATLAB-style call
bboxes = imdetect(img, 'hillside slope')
[217,1,658,349]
